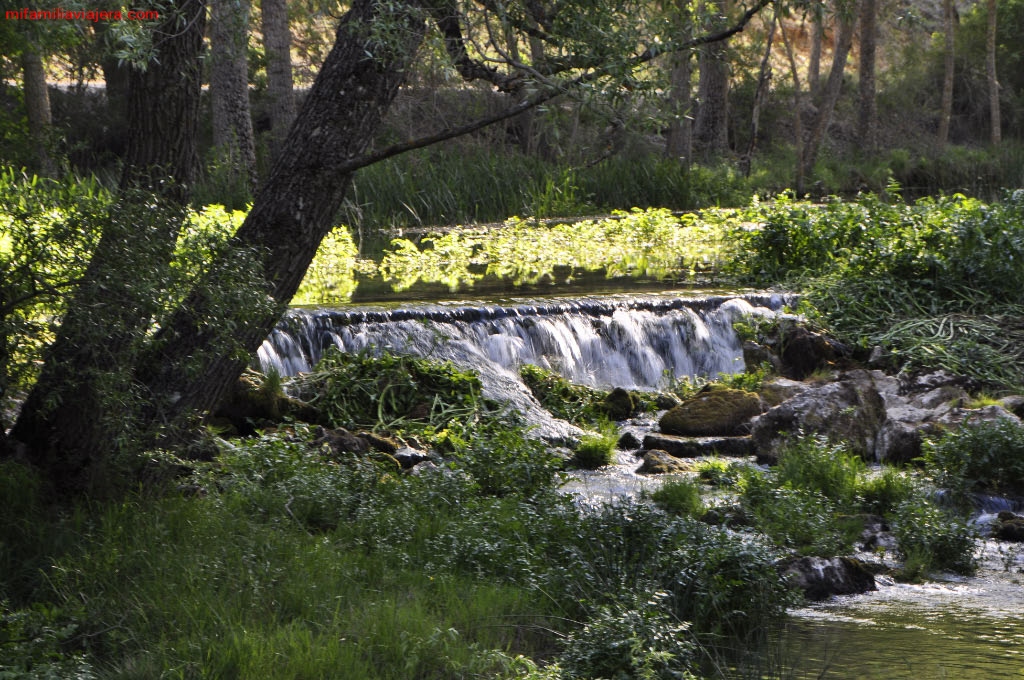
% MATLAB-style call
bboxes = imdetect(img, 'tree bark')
[856,0,877,151]
[801,3,856,181]
[664,49,693,163]
[937,0,955,148]
[20,46,56,176]
[261,0,296,163]
[986,0,1001,147]
[693,0,731,158]
[10,1,207,492]
[808,8,823,96]
[135,0,428,428]
[741,12,775,175]
[210,0,258,191]
[780,13,806,195]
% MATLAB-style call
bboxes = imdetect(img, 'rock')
[617,430,643,450]
[743,341,782,373]
[214,369,319,435]
[603,387,638,421]
[780,556,877,601]
[699,504,752,528]
[780,326,836,380]
[357,431,400,454]
[992,512,1024,542]
[997,395,1024,419]
[393,446,430,469]
[659,388,763,437]
[314,427,370,457]
[407,460,439,476]
[642,433,757,459]
[759,377,811,406]
[751,370,887,459]
[637,450,693,474]
[654,393,682,410]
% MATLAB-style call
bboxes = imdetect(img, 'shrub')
[859,467,919,516]
[892,496,978,578]
[694,457,740,488]
[922,419,1024,499]
[571,428,618,469]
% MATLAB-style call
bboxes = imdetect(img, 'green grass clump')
[519,364,611,427]
[694,457,741,488]
[773,436,866,508]
[651,477,705,517]
[572,430,618,470]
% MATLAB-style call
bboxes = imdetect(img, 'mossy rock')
[637,450,693,474]
[659,388,763,437]
[601,387,638,420]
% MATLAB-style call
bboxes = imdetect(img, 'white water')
[258,292,789,441]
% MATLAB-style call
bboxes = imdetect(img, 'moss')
[659,388,763,437]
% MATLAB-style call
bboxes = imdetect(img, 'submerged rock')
[780,556,877,601]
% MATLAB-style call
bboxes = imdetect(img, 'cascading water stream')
[258,292,792,441]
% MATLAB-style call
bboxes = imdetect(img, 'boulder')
[780,556,877,601]
[758,377,811,406]
[602,387,638,421]
[780,326,836,380]
[637,450,693,474]
[393,446,431,469]
[616,430,643,450]
[751,370,887,459]
[642,433,757,459]
[992,512,1024,542]
[659,388,763,437]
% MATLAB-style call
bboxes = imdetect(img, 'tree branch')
[339,0,772,174]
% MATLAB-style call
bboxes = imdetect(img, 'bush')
[694,457,741,488]
[892,496,978,578]
[742,477,859,558]
[922,419,1024,500]
[571,429,618,469]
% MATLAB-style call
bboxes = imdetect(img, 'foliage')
[740,471,859,557]
[731,190,1024,389]
[571,428,619,470]
[892,496,979,578]
[773,436,866,509]
[0,602,96,680]
[558,593,698,680]
[292,227,367,305]
[922,419,1024,499]
[0,169,108,418]
[694,457,741,488]
[291,348,483,431]
[519,364,611,427]
[651,477,705,517]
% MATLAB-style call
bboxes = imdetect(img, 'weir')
[260,292,792,386]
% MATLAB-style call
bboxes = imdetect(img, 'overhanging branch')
[337,0,772,174]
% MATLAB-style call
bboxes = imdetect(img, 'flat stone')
[642,433,756,458]
[637,450,693,474]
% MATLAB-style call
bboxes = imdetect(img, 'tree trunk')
[693,0,730,158]
[664,49,693,164]
[808,8,823,96]
[10,1,207,493]
[937,0,955,148]
[261,0,296,163]
[741,12,775,175]
[780,13,806,195]
[801,3,856,181]
[20,46,56,176]
[986,0,1001,147]
[134,0,428,429]
[210,0,258,191]
[857,0,877,151]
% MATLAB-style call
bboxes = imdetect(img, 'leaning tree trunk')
[135,0,429,430]
[857,0,877,151]
[986,0,1001,147]
[937,0,955,148]
[801,3,856,181]
[262,0,296,163]
[10,1,207,493]
[210,0,258,192]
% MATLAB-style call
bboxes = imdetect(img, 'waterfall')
[258,292,792,441]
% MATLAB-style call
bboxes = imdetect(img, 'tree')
[937,0,955,147]
[261,0,296,162]
[210,0,258,191]
[693,0,732,157]
[801,0,857,180]
[6,0,771,492]
[856,0,877,150]
[986,0,1000,146]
